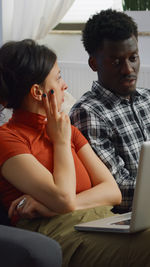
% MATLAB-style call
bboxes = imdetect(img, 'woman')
[0,40,149,267]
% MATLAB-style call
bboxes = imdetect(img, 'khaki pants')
[17,206,150,267]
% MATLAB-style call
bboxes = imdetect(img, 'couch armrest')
[0,225,62,267]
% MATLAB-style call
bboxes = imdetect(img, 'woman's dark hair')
[0,39,57,109]
[82,9,138,55]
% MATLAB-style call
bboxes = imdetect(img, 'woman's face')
[43,61,67,111]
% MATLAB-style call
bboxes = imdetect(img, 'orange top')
[0,110,92,212]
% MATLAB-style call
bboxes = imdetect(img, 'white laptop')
[75,141,150,233]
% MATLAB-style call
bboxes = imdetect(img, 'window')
[54,0,123,31]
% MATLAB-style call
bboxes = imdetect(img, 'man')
[70,9,150,213]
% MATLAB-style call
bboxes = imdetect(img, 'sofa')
[0,204,62,267]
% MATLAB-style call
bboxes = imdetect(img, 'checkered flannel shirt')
[70,81,150,213]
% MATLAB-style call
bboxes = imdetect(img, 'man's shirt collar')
[91,81,143,106]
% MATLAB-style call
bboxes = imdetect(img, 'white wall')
[40,31,150,65]
[138,36,150,66]
[125,11,150,66]
[39,33,88,63]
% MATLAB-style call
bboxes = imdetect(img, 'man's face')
[93,36,140,98]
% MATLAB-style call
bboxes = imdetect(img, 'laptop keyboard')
[111,219,131,226]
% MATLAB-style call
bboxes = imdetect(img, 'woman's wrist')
[53,141,71,148]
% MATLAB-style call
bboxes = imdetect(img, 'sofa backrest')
[0,203,10,225]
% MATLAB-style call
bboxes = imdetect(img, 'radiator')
[59,61,150,100]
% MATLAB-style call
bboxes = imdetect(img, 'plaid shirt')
[70,81,150,213]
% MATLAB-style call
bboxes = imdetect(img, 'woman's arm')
[1,92,76,214]
[75,143,122,210]
[8,142,121,219]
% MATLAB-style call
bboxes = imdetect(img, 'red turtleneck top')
[0,110,92,212]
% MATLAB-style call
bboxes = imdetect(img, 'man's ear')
[88,56,98,71]
[30,84,43,101]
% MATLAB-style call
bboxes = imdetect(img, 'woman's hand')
[8,195,58,219]
[42,91,71,145]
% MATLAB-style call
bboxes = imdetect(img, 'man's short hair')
[82,9,138,55]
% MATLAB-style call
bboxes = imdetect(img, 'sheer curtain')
[2,0,75,43]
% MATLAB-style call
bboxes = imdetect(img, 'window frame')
[53,23,85,31]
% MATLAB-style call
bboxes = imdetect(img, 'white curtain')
[2,0,75,43]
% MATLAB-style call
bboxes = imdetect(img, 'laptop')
[75,141,150,233]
